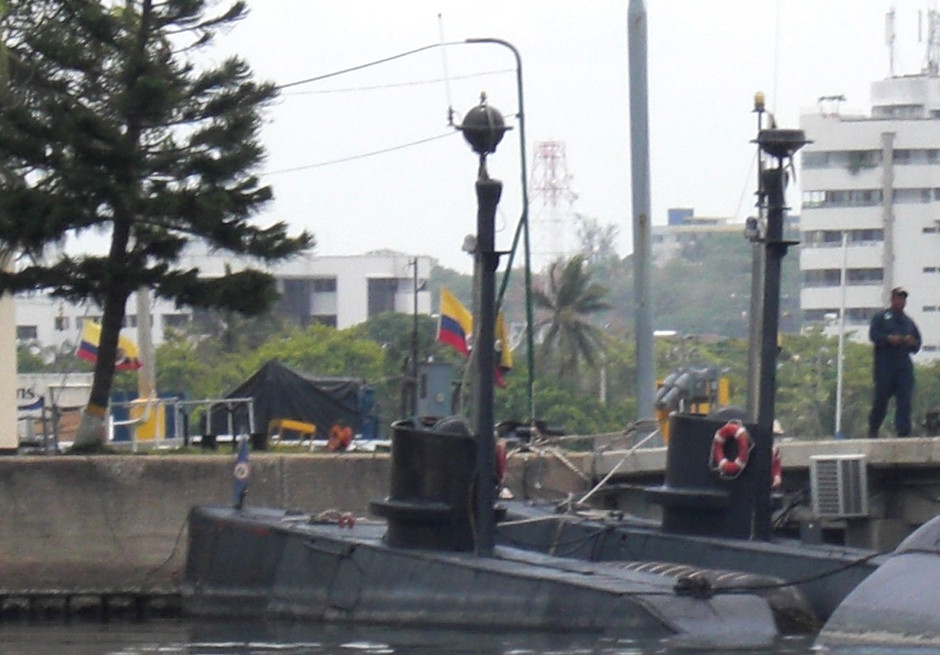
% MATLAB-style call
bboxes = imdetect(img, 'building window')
[16,325,38,340]
[54,315,70,331]
[803,189,883,208]
[312,277,337,292]
[802,190,826,208]
[925,267,939,273]
[124,315,138,328]
[923,226,939,234]
[924,306,938,312]
[847,149,882,171]
[924,345,938,352]
[892,149,913,164]
[851,229,883,243]
[893,188,931,204]
[803,269,841,287]
[803,229,883,247]
[368,278,399,318]
[801,150,882,170]
[846,268,882,285]
[802,152,829,168]
[278,279,312,324]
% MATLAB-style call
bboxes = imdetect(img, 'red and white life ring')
[711,421,752,478]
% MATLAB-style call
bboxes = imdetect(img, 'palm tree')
[533,255,611,380]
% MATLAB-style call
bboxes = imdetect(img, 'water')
[0,620,933,655]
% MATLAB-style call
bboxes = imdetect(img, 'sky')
[201,0,933,273]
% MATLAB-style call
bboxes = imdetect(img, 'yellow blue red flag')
[437,287,473,356]
[76,320,142,371]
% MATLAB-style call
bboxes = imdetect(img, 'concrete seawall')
[0,448,589,594]
[0,454,392,592]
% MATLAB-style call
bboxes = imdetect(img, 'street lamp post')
[466,38,536,430]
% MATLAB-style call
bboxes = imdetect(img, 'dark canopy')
[208,360,363,438]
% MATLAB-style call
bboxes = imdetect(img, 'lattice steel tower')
[530,140,577,271]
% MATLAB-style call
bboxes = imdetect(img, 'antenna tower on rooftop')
[922,8,940,76]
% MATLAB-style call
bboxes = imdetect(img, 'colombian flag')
[77,320,143,371]
[437,287,473,356]
[494,310,513,388]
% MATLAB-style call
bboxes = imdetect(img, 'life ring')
[771,445,782,489]
[711,420,752,478]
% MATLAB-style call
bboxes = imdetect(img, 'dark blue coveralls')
[868,308,921,437]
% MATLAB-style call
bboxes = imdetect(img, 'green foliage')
[156,323,386,398]
[590,231,800,338]
[16,346,45,373]
[763,328,873,438]
[250,325,385,381]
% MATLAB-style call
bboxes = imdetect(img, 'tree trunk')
[73,288,130,448]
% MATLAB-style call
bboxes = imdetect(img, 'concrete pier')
[587,436,940,551]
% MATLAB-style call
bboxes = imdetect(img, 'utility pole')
[628,0,655,421]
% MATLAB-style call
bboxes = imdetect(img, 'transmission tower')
[530,140,577,271]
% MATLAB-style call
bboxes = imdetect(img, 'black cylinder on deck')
[370,418,477,551]
[645,412,758,539]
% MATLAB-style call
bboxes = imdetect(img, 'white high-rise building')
[800,74,940,363]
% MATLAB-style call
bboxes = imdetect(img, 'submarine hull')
[182,505,778,649]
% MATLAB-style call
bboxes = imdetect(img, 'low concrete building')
[14,250,435,354]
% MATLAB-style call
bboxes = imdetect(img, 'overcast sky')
[208,1,929,273]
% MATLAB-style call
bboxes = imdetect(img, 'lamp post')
[458,94,508,556]
[466,38,536,431]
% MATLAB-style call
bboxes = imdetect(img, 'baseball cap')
[892,286,908,297]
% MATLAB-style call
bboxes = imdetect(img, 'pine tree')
[0,0,314,449]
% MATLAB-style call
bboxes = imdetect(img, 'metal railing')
[107,397,255,452]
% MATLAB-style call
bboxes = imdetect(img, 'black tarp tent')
[207,360,364,439]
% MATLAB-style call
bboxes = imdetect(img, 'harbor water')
[0,620,934,655]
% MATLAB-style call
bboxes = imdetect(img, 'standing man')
[868,286,921,437]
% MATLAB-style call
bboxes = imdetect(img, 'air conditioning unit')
[810,454,869,518]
